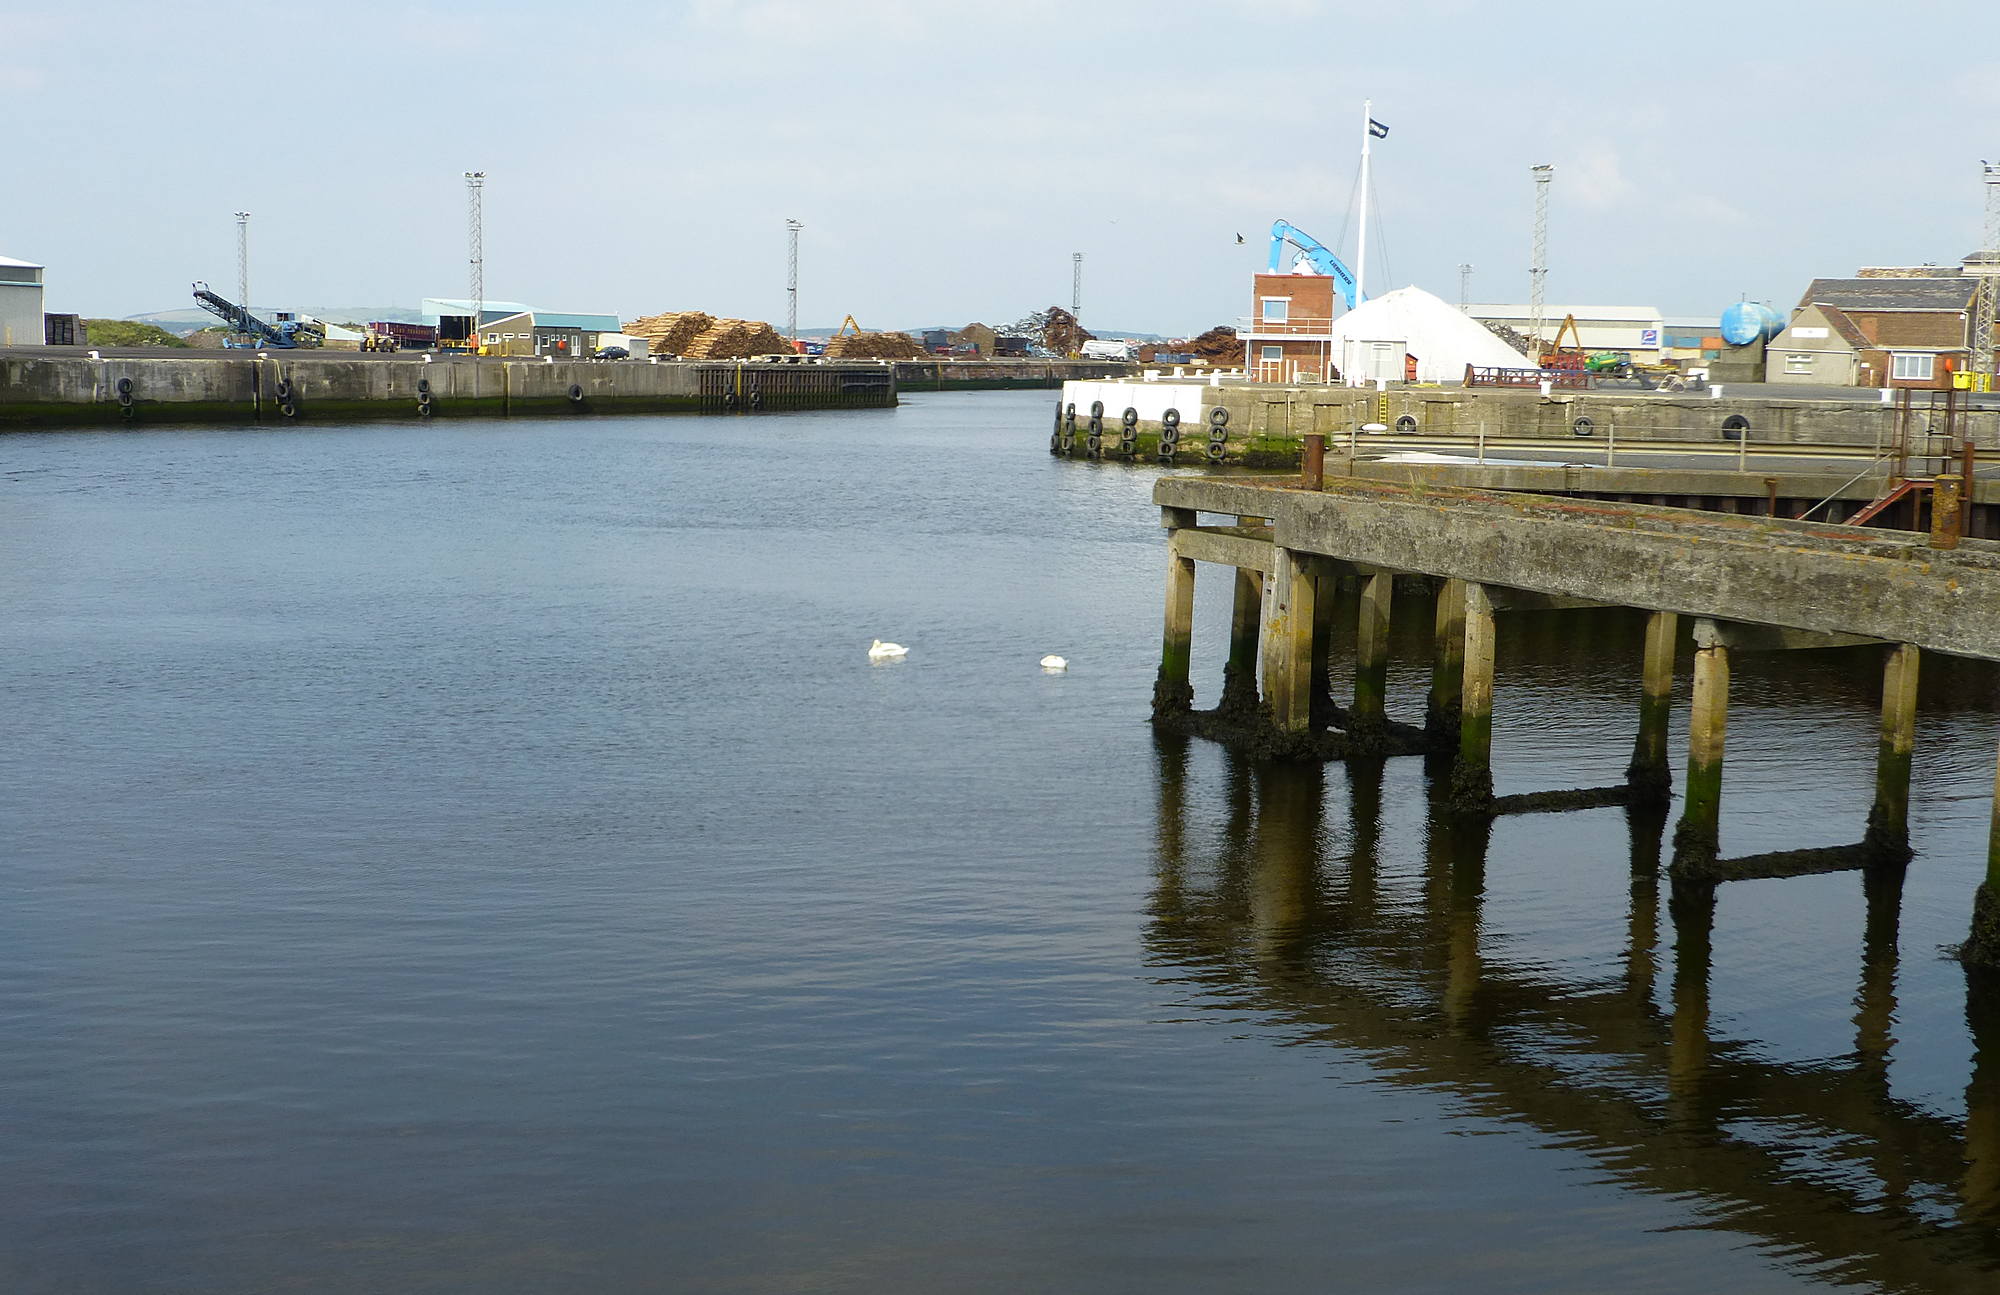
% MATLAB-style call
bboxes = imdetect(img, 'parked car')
[593,345,629,360]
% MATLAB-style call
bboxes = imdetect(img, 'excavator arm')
[1267,220,1360,311]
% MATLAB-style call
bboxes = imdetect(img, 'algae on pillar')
[1448,582,1496,814]
[1308,559,1337,728]
[1672,620,1730,875]
[1427,580,1466,753]
[1865,643,1920,864]
[1152,507,1197,720]
[1626,610,1679,805]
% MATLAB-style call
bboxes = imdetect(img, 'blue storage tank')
[1720,301,1784,346]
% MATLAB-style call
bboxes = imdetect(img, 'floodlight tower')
[1458,262,1473,312]
[1971,161,2000,389]
[1072,252,1083,320]
[1528,165,1554,359]
[464,171,486,338]
[234,211,250,311]
[786,218,803,341]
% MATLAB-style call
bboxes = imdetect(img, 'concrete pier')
[1151,469,2000,972]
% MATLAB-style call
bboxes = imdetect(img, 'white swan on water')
[1040,654,1068,672]
[868,639,908,662]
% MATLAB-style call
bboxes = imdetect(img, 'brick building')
[1765,269,1984,389]
[1240,272,1339,382]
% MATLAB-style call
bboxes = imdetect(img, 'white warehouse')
[1,254,45,347]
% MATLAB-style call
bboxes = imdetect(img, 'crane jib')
[1266,220,1362,312]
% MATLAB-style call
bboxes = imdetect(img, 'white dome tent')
[1329,285,1531,385]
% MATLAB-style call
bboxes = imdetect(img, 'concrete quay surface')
[0,350,1138,428]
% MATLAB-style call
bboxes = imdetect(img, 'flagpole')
[1356,99,1371,306]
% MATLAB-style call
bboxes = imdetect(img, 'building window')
[1784,353,1813,375]
[485,333,499,344]
[1260,298,1289,323]
[1891,353,1934,381]
[1261,345,1283,361]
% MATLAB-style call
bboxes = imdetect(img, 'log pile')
[824,330,925,360]
[622,311,715,356]
[680,318,791,360]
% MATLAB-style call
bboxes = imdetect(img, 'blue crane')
[1266,220,1360,312]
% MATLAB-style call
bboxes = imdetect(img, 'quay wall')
[891,359,1133,390]
[0,354,898,428]
[1056,379,2000,452]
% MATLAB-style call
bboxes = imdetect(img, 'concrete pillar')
[1259,546,1317,738]
[1220,567,1264,716]
[1426,580,1466,752]
[1672,622,1730,873]
[1866,644,1920,863]
[1152,508,1196,719]
[1448,582,1496,813]
[1966,731,2000,971]
[1626,610,1679,805]
[1350,572,1394,737]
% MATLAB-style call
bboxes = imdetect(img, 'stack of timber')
[824,330,926,360]
[622,311,716,357]
[679,318,791,360]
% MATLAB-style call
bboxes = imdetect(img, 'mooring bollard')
[1302,433,1326,490]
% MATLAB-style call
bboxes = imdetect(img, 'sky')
[4,0,1998,335]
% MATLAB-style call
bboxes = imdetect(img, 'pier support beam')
[1448,582,1496,813]
[1350,572,1395,747]
[1152,507,1196,719]
[1309,561,1337,728]
[1672,620,1730,874]
[1427,580,1466,753]
[1259,547,1318,741]
[1626,610,1679,805]
[1865,644,1920,864]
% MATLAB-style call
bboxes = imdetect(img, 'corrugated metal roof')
[1798,278,1975,311]
[530,312,621,331]
[1467,303,1664,323]
[0,254,43,268]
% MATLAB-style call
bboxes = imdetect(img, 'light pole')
[1072,251,1083,320]
[786,218,803,342]
[464,171,485,348]
[234,211,250,311]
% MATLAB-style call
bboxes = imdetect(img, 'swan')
[868,639,908,661]
[1040,654,1068,672]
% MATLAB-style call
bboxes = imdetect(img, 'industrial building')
[1,254,46,347]
[1465,303,1667,358]
[418,298,621,357]
[1765,268,1988,390]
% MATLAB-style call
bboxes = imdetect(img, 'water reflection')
[1148,733,2000,1290]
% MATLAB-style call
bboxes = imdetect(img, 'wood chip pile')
[824,330,925,360]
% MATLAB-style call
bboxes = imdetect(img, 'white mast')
[1355,99,1372,305]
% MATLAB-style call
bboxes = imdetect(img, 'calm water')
[5,389,2000,1292]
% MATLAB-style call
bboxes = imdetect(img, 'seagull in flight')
[1234,233,1245,244]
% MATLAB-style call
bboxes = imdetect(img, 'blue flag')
[1368,118,1389,139]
